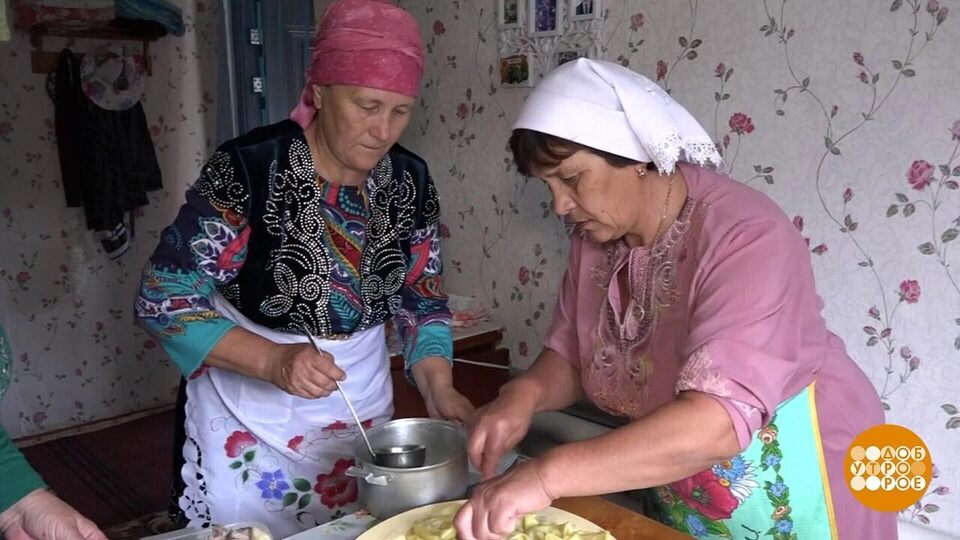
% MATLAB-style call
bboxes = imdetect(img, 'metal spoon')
[304,334,426,468]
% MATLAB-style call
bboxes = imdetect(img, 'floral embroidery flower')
[223,209,245,228]
[675,347,730,397]
[256,469,289,500]
[433,20,445,35]
[655,486,675,506]
[287,435,304,453]
[713,456,759,503]
[322,419,372,433]
[951,119,960,141]
[314,458,359,508]
[852,51,864,65]
[758,426,778,444]
[224,430,257,458]
[713,457,748,483]
[715,62,725,77]
[776,519,794,533]
[764,454,781,468]
[772,505,792,520]
[630,12,645,31]
[770,480,788,498]
[685,514,708,537]
[671,470,739,520]
[323,420,348,432]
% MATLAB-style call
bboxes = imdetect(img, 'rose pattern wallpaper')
[0,4,217,436]
[388,0,959,536]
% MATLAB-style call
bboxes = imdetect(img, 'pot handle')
[345,465,393,486]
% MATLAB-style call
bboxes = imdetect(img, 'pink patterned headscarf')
[289,0,425,129]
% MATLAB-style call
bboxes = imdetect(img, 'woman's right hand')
[264,343,346,399]
[468,382,539,480]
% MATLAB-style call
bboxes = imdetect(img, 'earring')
[637,166,648,178]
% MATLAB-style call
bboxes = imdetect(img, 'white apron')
[179,293,394,539]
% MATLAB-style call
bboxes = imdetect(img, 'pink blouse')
[544,163,895,539]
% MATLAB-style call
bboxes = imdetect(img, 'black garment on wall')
[53,49,163,258]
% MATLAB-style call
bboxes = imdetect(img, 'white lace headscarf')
[513,58,723,174]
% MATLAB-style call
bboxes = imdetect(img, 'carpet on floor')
[19,410,179,539]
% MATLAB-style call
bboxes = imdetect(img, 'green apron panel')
[652,384,838,539]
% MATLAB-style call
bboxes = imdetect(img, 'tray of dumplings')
[357,501,615,540]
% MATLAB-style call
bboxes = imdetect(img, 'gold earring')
[637,166,648,178]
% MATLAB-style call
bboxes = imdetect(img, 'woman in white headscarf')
[456,59,893,540]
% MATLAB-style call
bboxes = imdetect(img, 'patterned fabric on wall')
[0,3,218,437]
[395,0,960,536]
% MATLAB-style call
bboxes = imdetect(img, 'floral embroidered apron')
[650,384,837,539]
[180,293,393,539]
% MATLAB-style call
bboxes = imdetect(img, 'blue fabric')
[115,0,184,36]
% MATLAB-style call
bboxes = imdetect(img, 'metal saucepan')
[346,418,468,518]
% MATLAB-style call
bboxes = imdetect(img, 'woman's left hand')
[453,460,555,540]
[0,489,108,540]
[411,357,475,425]
[423,382,475,425]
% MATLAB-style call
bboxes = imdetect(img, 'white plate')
[357,500,608,540]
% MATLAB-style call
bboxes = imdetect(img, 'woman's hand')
[422,382,475,424]
[453,460,555,540]
[468,382,538,480]
[0,489,107,540]
[411,357,475,424]
[264,342,345,399]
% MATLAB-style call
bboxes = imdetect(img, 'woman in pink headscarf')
[134,1,472,535]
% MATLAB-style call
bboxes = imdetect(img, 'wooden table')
[553,497,691,539]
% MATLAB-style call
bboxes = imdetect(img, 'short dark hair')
[508,129,644,176]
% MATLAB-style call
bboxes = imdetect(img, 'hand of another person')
[264,342,346,399]
[468,384,537,480]
[454,461,555,540]
[0,489,108,540]
[423,382,475,425]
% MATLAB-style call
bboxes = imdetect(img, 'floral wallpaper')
[393,0,960,536]
[0,3,218,438]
